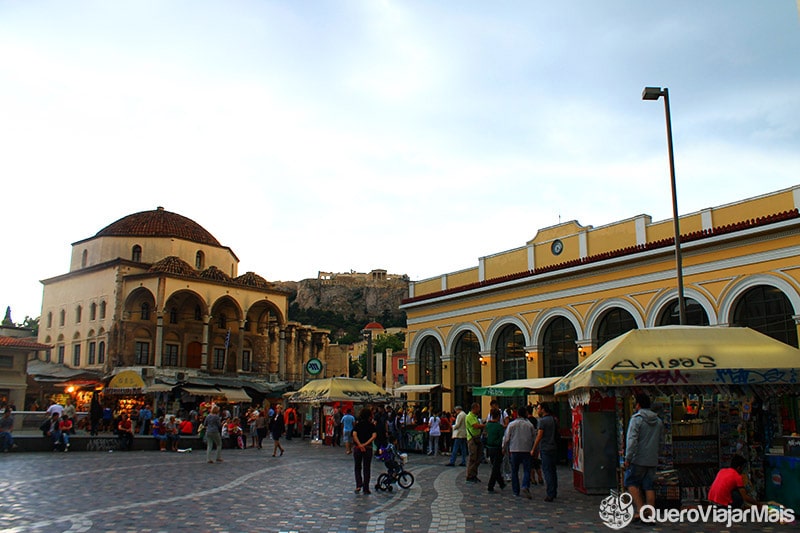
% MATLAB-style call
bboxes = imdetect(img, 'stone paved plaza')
[0,440,791,532]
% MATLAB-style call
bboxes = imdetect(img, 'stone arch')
[645,288,718,327]
[408,329,445,362]
[718,274,800,324]
[532,307,585,346]
[444,323,486,355]
[124,287,156,321]
[485,316,532,352]
[585,298,645,341]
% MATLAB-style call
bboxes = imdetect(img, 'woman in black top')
[271,404,285,457]
[352,407,377,494]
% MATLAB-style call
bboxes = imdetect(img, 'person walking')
[427,411,441,456]
[205,405,224,464]
[465,403,485,483]
[533,402,560,502]
[0,408,15,452]
[271,405,285,456]
[623,393,664,517]
[503,406,536,498]
[255,409,268,449]
[341,408,356,455]
[284,405,297,440]
[446,406,467,467]
[352,407,377,495]
[485,408,506,492]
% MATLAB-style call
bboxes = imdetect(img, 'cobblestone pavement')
[0,441,793,532]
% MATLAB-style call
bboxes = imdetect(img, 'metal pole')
[661,88,688,325]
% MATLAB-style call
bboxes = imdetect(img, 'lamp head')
[642,86,664,100]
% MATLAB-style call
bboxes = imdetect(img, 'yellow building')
[400,186,800,412]
[36,207,335,395]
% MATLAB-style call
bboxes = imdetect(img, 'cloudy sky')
[2,1,799,322]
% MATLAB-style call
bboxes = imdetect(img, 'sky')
[2,1,800,322]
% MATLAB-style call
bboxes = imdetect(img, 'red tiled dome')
[149,256,197,277]
[235,271,270,289]
[364,321,384,330]
[199,266,233,282]
[95,207,221,246]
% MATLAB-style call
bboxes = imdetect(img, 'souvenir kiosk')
[554,326,800,509]
[285,377,393,442]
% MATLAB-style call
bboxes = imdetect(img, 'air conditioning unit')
[141,367,155,378]
[268,373,279,383]
[176,372,187,382]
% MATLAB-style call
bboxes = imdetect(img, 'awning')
[107,370,145,390]
[181,386,217,396]
[216,387,252,403]
[144,383,174,393]
[554,326,800,397]
[394,384,449,394]
[286,377,393,404]
[473,377,561,397]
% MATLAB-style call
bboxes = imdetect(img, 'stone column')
[279,327,286,378]
[201,314,210,371]
[154,311,164,367]
[237,319,246,373]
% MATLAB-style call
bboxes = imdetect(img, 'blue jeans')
[510,451,532,495]
[0,431,13,451]
[449,438,467,465]
[541,449,558,499]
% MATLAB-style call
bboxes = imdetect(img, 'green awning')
[472,377,561,397]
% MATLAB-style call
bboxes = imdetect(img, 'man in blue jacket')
[624,393,664,518]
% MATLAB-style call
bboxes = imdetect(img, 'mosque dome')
[148,256,197,277]
[235,271,270,289]
[95,207,221,247]
[198,266,233,282]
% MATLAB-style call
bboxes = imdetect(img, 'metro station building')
[400,186,800,412]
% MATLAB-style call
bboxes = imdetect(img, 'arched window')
[98,341,106,364]
[732,285,798,347]
[81,249,88,268]
[141,302,150,321]
[418,337,442,385]
[218,313,227,329]
[90,303,97,321]
[542,317,579,377]
[132,245,142,262]
[99,301,106,319]
[59,309,65,327]
[195,251,205,270]
[596,308,637,349]
[195,305,203,321]
[169,307,178,324]
[453,331,481,411]
[658,298,710,326]
[75,305,82,323]
[495,325,526,382]
[47,312,53,329]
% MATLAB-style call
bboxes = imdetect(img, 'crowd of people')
[331,401,560,501]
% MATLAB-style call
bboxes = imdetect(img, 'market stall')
[554,326,800,508]
[285,377,393,442]
[393,384,449,451]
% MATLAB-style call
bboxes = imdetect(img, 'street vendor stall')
[554,326,800,509]
[472,377,561,398]
[285,377,393,442]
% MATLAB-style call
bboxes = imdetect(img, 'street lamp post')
[642,86,687,325]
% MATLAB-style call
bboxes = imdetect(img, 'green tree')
[373,333,404,354]
[21,316,40,336]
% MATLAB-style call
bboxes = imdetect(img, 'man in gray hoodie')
[624,393,663,518]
